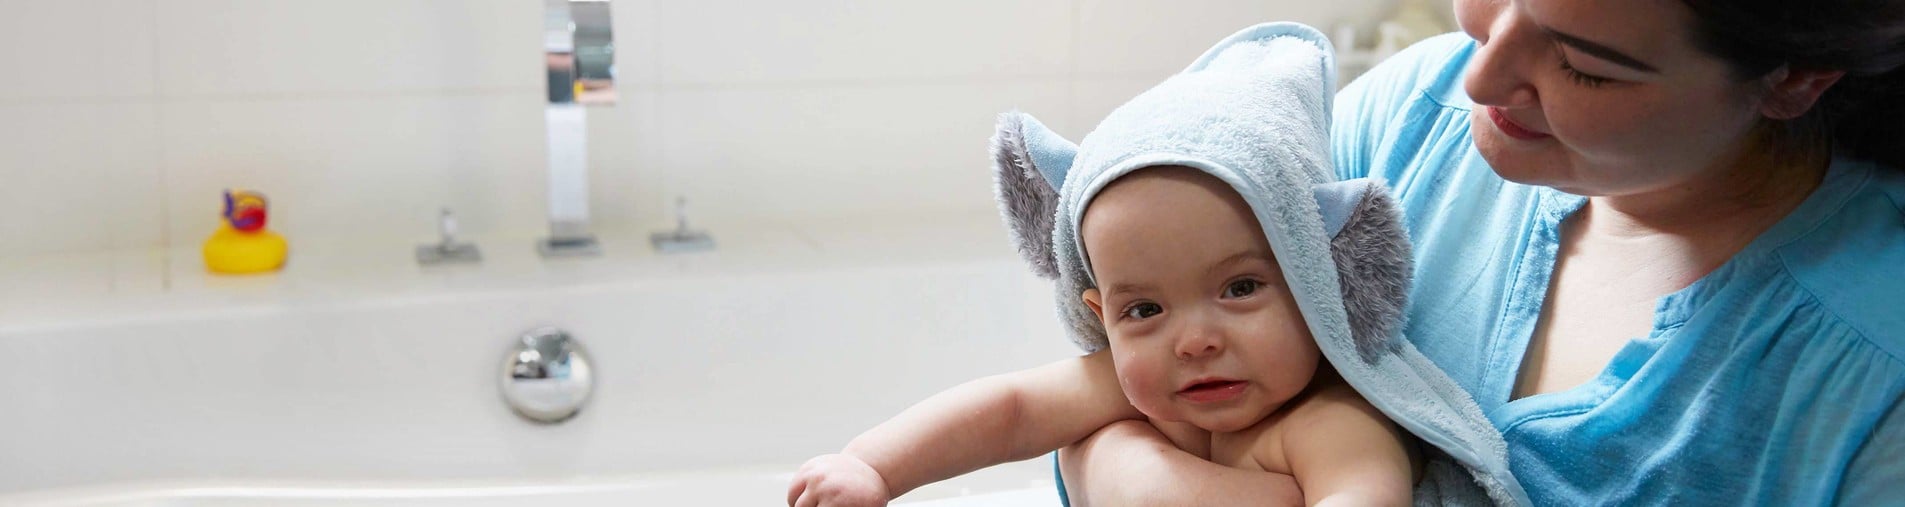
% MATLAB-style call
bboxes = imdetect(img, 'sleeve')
[1836,394,1905,505]
[1330,32,1474,182]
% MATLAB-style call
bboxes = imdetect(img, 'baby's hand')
[787,453,892,507]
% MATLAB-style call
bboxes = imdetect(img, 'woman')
[1059,0,1904,503]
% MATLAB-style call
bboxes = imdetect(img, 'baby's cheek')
[1270,345,1321,393]
[1114,359,1175,419]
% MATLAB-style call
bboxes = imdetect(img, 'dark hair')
[1679,0,1905,170]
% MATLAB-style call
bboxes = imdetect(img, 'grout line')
[0,73,1146,107]
[0,88,541,107]
[617,74,1074,92]
[157,87,543,104]
[151,0,171,291]
[650,0,668,232]
[1068,0,1083,136]
[0,96,154,106]
[0,75,1184,106]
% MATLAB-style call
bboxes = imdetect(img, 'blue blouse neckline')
[1490,158,1871,427]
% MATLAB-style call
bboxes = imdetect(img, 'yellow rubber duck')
[203,189,288,274]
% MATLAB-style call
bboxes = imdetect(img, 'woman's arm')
[1837,398,1905,504]
[1059,420,1304,507]
[792,349,1141,504]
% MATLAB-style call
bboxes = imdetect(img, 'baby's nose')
[1174,329,1224,361]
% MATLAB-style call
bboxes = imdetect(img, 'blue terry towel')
[988,22,1531,506]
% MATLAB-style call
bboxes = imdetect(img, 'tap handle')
[439,208,459,244]
[674,196,690,232]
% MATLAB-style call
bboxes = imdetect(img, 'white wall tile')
[0,0,156,100]
[437,96,550,239]
[610,0,662,86]
[1068,76,1165,139]
[158,93,545,244]
[1,0,1409,261]
[586,91,665,231]
[155,0,543,97]
[655,0,1073,85]
[1074,0,1393,76]
[650,80,1073,226]
[0,103,160,256]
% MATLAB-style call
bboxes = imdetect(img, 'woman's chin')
[1473,115,1569,187]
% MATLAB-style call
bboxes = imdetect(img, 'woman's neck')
[1568,143,1829,292]
[1585,145,1827,244]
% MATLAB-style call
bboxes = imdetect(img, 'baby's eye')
[1121,302,1163,320]
[1223,279,1261,299]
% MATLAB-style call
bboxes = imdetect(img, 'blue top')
[1332,33,1905,505]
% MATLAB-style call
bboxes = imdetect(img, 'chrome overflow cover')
[501,327,594,423]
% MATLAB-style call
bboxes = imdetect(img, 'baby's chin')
[1147,401,1283,434]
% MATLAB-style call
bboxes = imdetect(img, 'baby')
[789,24,1425,507]
[786,165,1417,506]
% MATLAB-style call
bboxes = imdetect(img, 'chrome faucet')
[416,208,482,265]
[538,0,616,257]
[651,196,716,253]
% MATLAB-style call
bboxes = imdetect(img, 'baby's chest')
[1155,418,1291,474]
[1210,429,1290,474]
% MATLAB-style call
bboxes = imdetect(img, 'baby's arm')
[788,350,1141,506]
[1060,420,1304,507]
[1276,383,1419,506]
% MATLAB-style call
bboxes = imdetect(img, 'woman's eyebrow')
[1542,26,1661,74]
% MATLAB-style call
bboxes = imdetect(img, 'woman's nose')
[1462,8,1541,109]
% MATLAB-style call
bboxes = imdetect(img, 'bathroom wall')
[0,0,1405,258]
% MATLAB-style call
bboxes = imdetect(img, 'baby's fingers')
[786,476,809,507]
[787,461,822,506]
[793,487,822,507]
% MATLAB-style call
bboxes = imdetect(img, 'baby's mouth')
[1177,379,1248,403]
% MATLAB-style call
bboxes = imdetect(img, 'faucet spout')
[538,0,615,257]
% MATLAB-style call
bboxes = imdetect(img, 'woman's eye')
[1224,279,1261,298]
[1553,45,1616,88]
[1122,303,1163,320]
[1560,59,1615,88]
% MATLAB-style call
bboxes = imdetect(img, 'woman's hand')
[787,453,892,507]
[1060,420,1305,506]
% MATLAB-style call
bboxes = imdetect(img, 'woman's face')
[1454,0,1770,198]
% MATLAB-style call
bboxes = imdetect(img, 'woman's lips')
[1177,380,1248,403]
[1488,106,1552,141]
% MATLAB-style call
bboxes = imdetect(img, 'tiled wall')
[0,0,1399,257]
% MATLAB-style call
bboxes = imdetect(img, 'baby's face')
[1080,167,1320,433]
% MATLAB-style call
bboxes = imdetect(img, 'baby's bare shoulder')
[1255,383,1418,504]
[1286,383,1397,436]
[1249,383,1405,462]
[1234,385,1402,470]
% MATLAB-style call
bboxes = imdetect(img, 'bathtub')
[0,214,1078,506]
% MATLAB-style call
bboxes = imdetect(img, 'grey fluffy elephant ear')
[1315,178,1414,362]
[990,111,1078,280]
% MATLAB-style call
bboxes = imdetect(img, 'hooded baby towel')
[989,22,1531,506]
